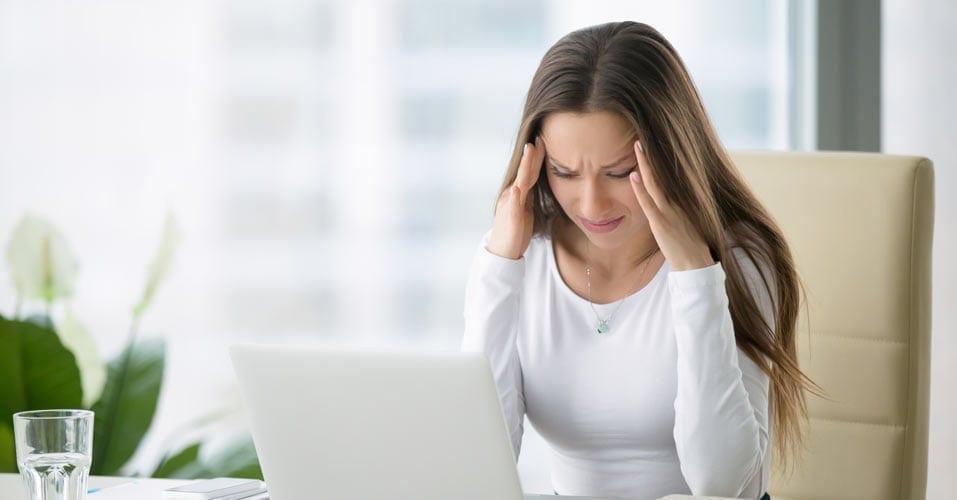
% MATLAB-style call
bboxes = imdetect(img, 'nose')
[580,177,614,219]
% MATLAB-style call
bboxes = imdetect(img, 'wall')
[883,0,957,495]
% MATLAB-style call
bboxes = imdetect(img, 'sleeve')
[460,232,527,460]
[668,247,776,498]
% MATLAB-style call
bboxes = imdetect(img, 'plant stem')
[93,313,142,475]
[129,314,142,346]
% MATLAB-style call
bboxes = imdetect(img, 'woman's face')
[540,110,648,251]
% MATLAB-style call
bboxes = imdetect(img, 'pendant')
[597,321,610,334]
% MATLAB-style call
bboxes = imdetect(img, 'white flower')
[5,213,79,303]
[133,212,182,318]
[57,309,107,407]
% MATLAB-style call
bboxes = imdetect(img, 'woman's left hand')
[629,140,715,272]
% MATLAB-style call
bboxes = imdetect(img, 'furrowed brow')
[546,153,634,170]
[601,153,636,169]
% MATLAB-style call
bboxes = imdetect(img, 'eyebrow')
[545,153,635,171]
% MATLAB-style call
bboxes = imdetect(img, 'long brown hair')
[498,21,818,469]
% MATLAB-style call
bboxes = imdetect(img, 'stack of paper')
[164,478,267,499]
[89,478,267,500]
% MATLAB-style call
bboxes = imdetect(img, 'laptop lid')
[230,344,525,500]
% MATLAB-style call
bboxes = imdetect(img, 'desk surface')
[0,472,739,500]
[0,473,189,499]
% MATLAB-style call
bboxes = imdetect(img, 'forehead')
[540,111,635,163]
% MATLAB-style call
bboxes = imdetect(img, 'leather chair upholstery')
[732,151,934,500]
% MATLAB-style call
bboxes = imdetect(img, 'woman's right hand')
[487,137,545,260]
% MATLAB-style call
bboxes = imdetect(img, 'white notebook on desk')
[88,479,188,499]
[90,479,268,500]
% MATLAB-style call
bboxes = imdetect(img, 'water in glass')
[14,410,94,500]
[19,452,92,500]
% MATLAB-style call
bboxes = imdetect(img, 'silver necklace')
[585,244,659,334]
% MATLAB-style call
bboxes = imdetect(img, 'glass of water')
[13,410,94,500]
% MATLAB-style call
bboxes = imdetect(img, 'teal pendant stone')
[597,322,609,334]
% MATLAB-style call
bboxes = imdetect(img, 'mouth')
[579,216,624,234]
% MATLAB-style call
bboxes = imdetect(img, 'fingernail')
[636,141,644,154]
[630,171,641,184]
[523,143,529,156]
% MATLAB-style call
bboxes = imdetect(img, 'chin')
[580,227,632,249]
[590,237,629,251]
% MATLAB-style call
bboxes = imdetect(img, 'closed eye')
[549,166,577,179]
[548,164,637,179]
[608,165,638,179]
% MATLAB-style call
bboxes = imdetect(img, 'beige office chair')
[732,152,934,500]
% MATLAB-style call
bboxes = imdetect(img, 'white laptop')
[230,344,615,500]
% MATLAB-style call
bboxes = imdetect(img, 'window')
[0,0,799,485]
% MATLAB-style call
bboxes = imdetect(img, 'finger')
[513,142,534,189]
[509,185,525,218]
[630,171,663,223]
[495,185,510,214]
[496,182,520,213]
[634,140,665,208]
[527,136,546,190]
[515,137,545,192]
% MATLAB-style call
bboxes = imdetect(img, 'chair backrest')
[732,151,934,500]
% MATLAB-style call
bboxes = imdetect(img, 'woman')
[462,21,816,500]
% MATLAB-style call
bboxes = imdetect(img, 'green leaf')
[151,442,206,478]
[0,423,14,473]
[90,337,165,475]
[152,436,263,480]
[0,315,84,472]
[204,436,263,480]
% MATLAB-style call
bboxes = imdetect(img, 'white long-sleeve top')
[462,231,775,500]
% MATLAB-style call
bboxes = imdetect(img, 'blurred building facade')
[0,0,841,492]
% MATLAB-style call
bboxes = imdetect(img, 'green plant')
[0,213,262,480]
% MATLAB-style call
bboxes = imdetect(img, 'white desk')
[0,473,189,499]
[0,473,740,499]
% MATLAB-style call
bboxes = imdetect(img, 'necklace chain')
[585,243,659,334]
